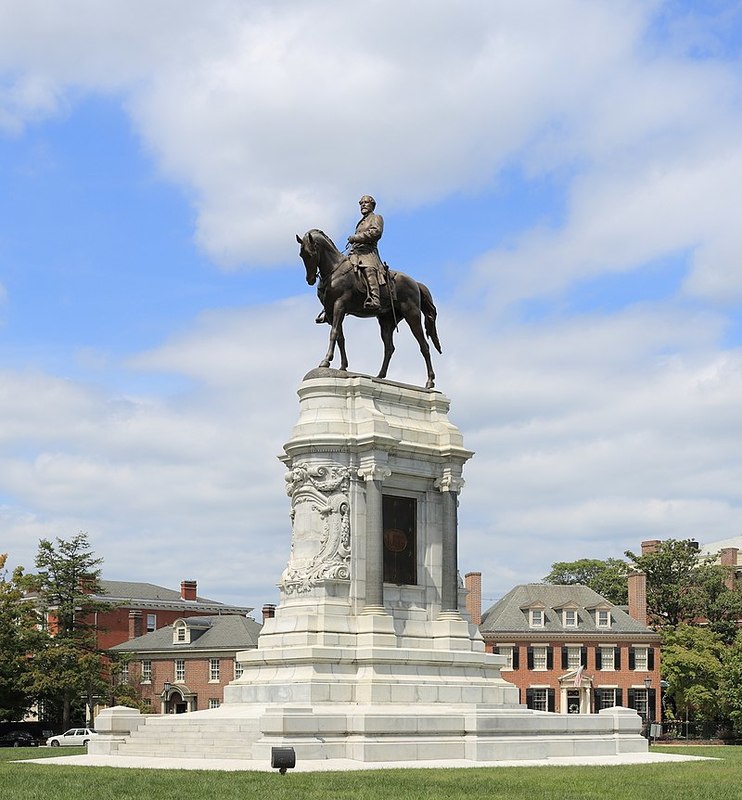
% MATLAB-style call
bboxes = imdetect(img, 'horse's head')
[296,231,319,285]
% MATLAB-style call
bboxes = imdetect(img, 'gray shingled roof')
[111,614,261,654]
[94,580,252,614]
[479,584,654,635]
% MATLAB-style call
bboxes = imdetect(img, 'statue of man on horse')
[297,196,443,389]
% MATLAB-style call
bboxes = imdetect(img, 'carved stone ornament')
[279,463,352,595]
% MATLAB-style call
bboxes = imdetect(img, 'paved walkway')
[19,751,712,773]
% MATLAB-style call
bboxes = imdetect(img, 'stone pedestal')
[91,371,647,763]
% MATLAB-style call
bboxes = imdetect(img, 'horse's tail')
[418,282,442,354]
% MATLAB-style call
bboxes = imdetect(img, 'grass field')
[2,746,741,800]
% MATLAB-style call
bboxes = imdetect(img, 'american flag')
[575,664,584,688]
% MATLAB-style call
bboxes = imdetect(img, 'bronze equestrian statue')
[297,210,442,389]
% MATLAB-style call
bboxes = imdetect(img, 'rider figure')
[348,195,385,312]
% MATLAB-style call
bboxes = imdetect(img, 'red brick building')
[467,574,662,723]
[111,612,263,713]
[82,579,252,650]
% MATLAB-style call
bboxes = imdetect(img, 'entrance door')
[566,689,581,714]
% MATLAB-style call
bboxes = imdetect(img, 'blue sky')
[1,1,741,611]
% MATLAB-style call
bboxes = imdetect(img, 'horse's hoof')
[319,360,331,368]
[425,379,435,389]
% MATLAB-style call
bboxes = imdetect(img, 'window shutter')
[627,688,636,709]
[527,647,534,670]
[629,648,636,670]
[546,646,554,670]
[526,688,534,709]
[596,649,603,670]
[615,647,621,670]
[616,689,623,707]
[593,689,600,713]
[648,688,657,720]
[581,646,588,667]
[512,647,520,670]
[547,689,556,713]
[648,648,655,670]
[561,647,568,670]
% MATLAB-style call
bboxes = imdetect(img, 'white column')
[358,463,391,614]
[436,472,465,615]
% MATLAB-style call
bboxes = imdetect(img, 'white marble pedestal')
[91,371,647,763]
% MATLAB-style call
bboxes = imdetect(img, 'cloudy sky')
[1,1,741,613]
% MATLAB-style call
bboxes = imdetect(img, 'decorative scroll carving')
[280,462,351,595]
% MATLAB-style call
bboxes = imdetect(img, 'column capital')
[435,473,465,494]
[357,464,392,483]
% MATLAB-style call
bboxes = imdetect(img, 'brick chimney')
[641,540,661,555]
[720,548,739,590]
[262,604,276,623]
[464,572,482,626]
[128,610,143,640]
[181,580,198,601]
[627,572,647,626]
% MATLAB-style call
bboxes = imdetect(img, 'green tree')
[625,539,715,628]
[543,558,629,605]
[24,533,110,730]
[721,631,742,736]
[0,554,46,722]
[661,625,726,723]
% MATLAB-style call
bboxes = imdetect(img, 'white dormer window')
[530,609,544,628]
[563,609,578,627]
[596,609,611,628]
[173,622,190,644]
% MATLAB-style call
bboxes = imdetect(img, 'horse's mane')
[307,228,341,254]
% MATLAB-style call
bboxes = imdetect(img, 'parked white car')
[46,728,98,747]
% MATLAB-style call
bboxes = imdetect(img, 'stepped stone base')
[91,703,646,763]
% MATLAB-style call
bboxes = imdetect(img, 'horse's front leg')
[319,307,345,368]
[377,316,395,379]
[337,326,349,371]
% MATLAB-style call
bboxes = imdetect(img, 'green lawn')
[1,746,740,800]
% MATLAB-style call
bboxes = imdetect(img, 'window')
[599,646,615,671]
[234,660,244,680]
[633,646,648,671]
[530,609,544,628]
[146,613,157,632]
[566,646,582,670]
[120,663,129,682]
[209,658,220,682]
[174,659,185,682]
[597,688,617,709]
[563,609,578,627]
[497,646,514,670]
[532,645,548,671]
[141,660,152,683]
[208,698,220,709]
[596,610,611,628]
[633,688,649,718]
[175,626,187,643]
[143,698,152,708]
[526,687,555,712]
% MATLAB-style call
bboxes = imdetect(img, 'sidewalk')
[19,750,713,773]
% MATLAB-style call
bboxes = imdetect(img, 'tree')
[0,554,46,722]
[542,558,629,605]
[625,539,715,628]
[721,631,742,736]
[661,625,726,723]
[24,533,110,730]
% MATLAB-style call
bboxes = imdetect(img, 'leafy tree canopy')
[543,558,629,605]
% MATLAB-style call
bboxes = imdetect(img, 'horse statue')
[297,229,442,389]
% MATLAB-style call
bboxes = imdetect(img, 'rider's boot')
[364,269,381,311]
